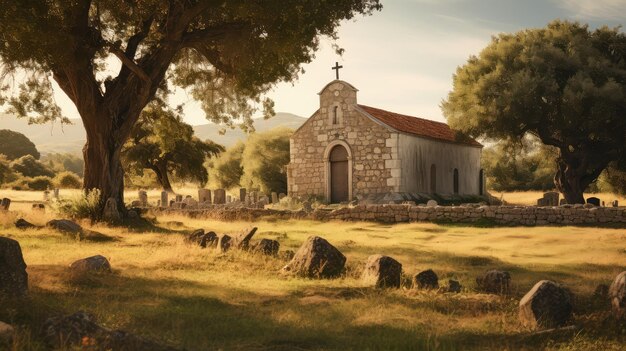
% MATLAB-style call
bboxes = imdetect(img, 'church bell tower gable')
[318,80,358,127]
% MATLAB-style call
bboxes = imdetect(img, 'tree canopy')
[0,129,40,160]
[10,154,55,178]
[0,0,382,219]
[207,141,245,190]
[443,21,626,203]
[240,127,292,194]
[122,103,223,192]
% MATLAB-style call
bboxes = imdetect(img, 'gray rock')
[519,280,572,329]
[102,197,121,222]
[15,218,36,229]
[186,229,218,248]
[231,227,258,250]
[443,279,462,293]
[426,200,437,207]
[282,236,346,278]
[47,219,82,234]
[217,234,232,253]
[69,255,111,274]
[0,237,28,297]
[362,255,402,289]
[42,311,179,351]
[476,270,511,294]
[413,269,439,290]
[609,271,626,318]
[252,239,280,256]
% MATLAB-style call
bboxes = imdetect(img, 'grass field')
[0,202,625,350]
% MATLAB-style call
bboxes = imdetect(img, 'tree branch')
[108,43,151,84]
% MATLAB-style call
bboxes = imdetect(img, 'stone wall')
[287,80,396,201]
[151,204,626,226]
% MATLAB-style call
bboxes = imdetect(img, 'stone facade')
[287,80,483,203]
[287,81,395,201]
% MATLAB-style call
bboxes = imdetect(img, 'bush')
[26,176,54,190]
[54,171,82,189]
[55,189,101,219]
[10,155,55,178]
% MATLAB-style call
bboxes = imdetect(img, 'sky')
[50,0,626,126]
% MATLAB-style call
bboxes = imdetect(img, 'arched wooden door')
[330,145,349,203]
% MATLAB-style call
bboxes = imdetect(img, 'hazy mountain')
[0,112,306,155]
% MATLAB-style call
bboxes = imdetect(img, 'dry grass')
[0,205,625,350]
[492,191,625,206]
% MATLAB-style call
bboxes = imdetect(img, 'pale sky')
[51,0,626,126]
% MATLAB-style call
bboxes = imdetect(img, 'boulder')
[282,236,346,278]
[231,227,258,250]
[443,279,462,293]
[519,280,572,329]
[0,321,14,345]
[362,255,402,288]
[476,270,511,294]
[0,237,28,297]
[609,271,626,318]
[186,229,218,248]
[413,269,439,290]
[426,200,437,207]
[42,311,179,351]
[47,219,82,235]
[69,255,111,274]
[217,234,232,253]
[252,239,280,256]
[15,218,36,230]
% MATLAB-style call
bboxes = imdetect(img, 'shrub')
[54,171,82,189]
[55,189,101,219]
[26,176,54,190]
[10,155,55,178]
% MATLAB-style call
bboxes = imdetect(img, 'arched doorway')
[430,164,437,193]
[329,145,349,203]
[453,168,459,194]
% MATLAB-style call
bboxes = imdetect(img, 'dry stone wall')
[152,204,626,226]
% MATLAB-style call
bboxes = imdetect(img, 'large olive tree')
[442,21,626,204]
[0,0,381,219]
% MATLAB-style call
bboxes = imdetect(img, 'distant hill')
[0,112,306,155]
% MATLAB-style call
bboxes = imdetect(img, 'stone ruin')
[536,192,559,207]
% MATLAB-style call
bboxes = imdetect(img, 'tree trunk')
[553,150,608,205]
[82,128,127,221]
[151,161,174,193]
[554,159,586,204]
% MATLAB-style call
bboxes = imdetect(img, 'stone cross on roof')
[332,62,343,80]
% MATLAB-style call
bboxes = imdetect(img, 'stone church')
[287,79,484,204]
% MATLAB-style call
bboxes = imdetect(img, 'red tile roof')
[357,104,482,147]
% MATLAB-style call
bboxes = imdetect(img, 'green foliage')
[10,154,55,178]
[122,103,224,191]
[207,141,245,190]
[443,20,626,202]
[55,189,102,220]
[0,129,40,160]
[482,137,557,192]
[596,162,626,195]
[26,176,53,190]
[42,153,84,177]
[54,171,82,189]
[0,154,17,185]
[240,127,292,194]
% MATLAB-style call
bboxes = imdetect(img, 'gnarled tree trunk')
[554,148,609,204]
[149,160,174,193]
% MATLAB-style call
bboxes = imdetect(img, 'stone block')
[198,189,211,203]
[214,189,226,204]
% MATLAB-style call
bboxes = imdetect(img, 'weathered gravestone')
[138,190,148,206]
[543,192,559,206]
[103,197,122,222]
[214,189,226,204]
[0,237,28,297]
[43,190,50,202]
[612,200,619,208]
[226,195,232,203]
[185,229,218,248]
[476,270,511,294]
[217,234,232,253]
[0,198,10,211]
[252,239,280,256]
[362,255,402,289]
[271,192,278,204]
[239,188,247,202]
[519,280,572,329]
[282,236,346,278]
[609,271,626,318]
[586,197,601,206]
[175,194,183,203]
[198,189,211,203]
[232,227,258,250]
[413,269,439,290]
[53,188,60,200]
[443,279,462,293]
[160,191,168,208]
[536,198,547,207]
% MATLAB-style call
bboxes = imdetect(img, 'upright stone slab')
[519,280,572,329]
[0,198,10,211]
[559,199,567,205]
[175,194,183,203]
[239,188,246,202]
[543,192,559,206]
[53,188,60,199]
[362,255,402,289]
[586,197,600,206]
[609,271,626,318]
[476,270,511,294]
[226,195,232,203]
[536,198,547,207]
[138,190,148,206]
[102,198,121,222]
[160,191,168,208]
[271,192,278,204]
[214,189,226,204]
[612,200,619,208]
[43,190,50,202]
[0,237,28,297]
[413,269,439,290]
[198,189,211,203]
